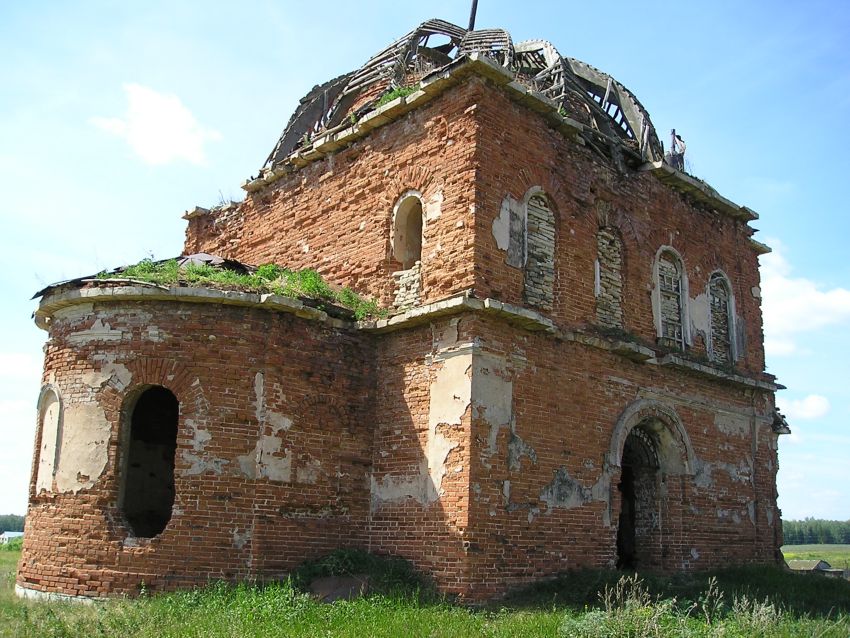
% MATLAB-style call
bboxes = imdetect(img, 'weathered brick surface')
[470,80,767,375]
[19,301,375,597]
[463,315,779,597]
[184,81,483,309]
[21,71,782,602]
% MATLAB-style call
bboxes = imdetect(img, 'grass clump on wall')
[97,259,384,320]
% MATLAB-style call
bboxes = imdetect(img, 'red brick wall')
[367,318,474,595]
[22,72,781,602]
[19,299,375,597]
[470,81,766,376]
[184,81,484,309]
[464,315,780,597]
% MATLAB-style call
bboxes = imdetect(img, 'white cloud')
[90,83,221,166]
[760,240,850,356]
[777,394,830,421]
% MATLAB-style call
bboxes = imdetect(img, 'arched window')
[391,192,424,310]
[35,388,62,493]
[392,193,424,270]
[654,249,687,349]
[595,227,624,328]
[121,386,178,538]
[709,272,734,364]
[523,192,555,310]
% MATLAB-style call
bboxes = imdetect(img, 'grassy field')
[3,549,850,637]
[782,544,850,568]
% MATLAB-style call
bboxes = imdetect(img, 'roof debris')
[264,19,664,169]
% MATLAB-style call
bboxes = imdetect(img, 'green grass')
[96,259,385,320]
[3,550,850,637]
[375,84,419,108]
[783,543,850,568]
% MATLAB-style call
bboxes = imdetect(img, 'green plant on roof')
[96,259,385,320]
[375,84,419,108]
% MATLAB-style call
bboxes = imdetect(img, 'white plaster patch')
[492,197,513,251]
[239,436,292,482]
[428,353,472,429]
[714,413,750,437]
[267,411,292,432]
[181,415,227,476]
[254,372,265,422]
[472,354,513,455]
[52,303,94,323]
[142,326,169,342]
[424,189,443,222]
[81,363,133,391]
[689,292,710,340]
[370,466,432,507]
[66,318,123,344]
[254,371,292,433]
[54,403,110,493]
[242,371,293,480]
[474,355,512,427]
[374,351,471,508]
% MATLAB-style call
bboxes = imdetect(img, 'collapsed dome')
[265,19,664,168]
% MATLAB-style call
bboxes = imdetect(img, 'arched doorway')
[121,386,179,538]
[616,424,660,569]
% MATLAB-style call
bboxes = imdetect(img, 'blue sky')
[1,1,848,523]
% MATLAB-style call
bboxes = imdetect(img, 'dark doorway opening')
[616,426,659,570]
[122,386,178,538]
[616,465,636,569]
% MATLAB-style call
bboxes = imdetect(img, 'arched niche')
[35,386,63,494]
[391,191,424,270]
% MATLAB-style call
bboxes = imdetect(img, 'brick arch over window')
[652,247,689,349]
[708,271,736,365]
[34,385,63,495]
[606,399,696,476]
[595,226,624,328]
[522,187,556,310]
[99,358,209,538]
[604,399,696,570]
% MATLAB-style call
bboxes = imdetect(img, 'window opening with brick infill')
[391,193,424,310]
[524,194,555,310]
[657,252,685,349]
[595,227,624,328]
[121,386,178,538]
[616,425,660,570]
[709,273,733,365]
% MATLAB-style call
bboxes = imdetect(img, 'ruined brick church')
[18,19,789,601]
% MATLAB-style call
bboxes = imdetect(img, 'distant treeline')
[783,519,850,545]
[0,514,25,532]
